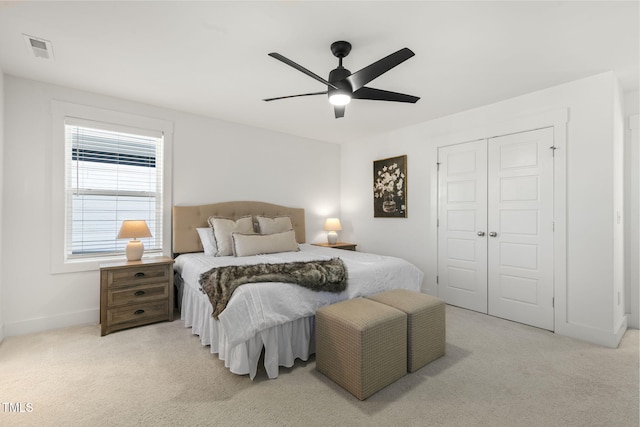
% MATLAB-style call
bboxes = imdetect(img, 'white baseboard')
[556,316,628,348]
[3,308,99,338]
[614,315,629,345]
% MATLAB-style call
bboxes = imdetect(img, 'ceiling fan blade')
[263,91,327,102]
[346,48,415,92]
[334,105,345,119]
[268,53,339,90]
[352,87,420,103]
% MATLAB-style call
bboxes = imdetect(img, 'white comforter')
[174,244,424,347]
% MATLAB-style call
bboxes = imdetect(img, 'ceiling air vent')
[23,34,54,61]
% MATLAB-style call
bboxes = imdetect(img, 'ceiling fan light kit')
[264,40,419,118]
[329,92,351,106]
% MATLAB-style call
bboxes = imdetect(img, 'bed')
[172,201,424,379]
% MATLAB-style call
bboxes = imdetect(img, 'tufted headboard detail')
[172,201,306,254]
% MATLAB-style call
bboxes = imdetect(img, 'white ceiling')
[0,1,638,144]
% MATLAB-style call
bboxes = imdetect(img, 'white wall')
[613,80,625,334]
[624,90,639,329]
[341,72,626,347]
[171,114,341,241]
[0,69,5,343]
[2,75,340,337]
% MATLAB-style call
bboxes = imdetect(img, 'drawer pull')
[134,272,145,278]
[134,290,145,296]
[134,309,145,315]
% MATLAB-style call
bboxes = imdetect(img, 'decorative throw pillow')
[231,229,299,257]
[256,215,293,235]
[208,216,254,256]
[196,227,217,256]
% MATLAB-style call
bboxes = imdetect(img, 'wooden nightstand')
[100,256,174,336]
[312,242,357,251]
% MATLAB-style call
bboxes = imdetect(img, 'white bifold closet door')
[438,127,554,330]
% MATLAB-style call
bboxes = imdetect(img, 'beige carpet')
[1,306,638,427]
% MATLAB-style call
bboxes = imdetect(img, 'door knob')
[489,232,497,237]
[477,231,485,237]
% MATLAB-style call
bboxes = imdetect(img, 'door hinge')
[437,218,439,227]
[552,297,555,308]
[436,275,439,284]
[550,146,557,157]
[436,162,440,171]
[552,221,555,232]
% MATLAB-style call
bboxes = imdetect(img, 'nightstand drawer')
[106,300,169,327]
[107,282,169,307]
[107,264,169,287]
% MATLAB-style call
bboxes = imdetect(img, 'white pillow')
[256,215,293,235]
[196,227,217,256]
[231,229,299,257]
[208,216,254,256]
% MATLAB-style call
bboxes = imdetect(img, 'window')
[51,102,173,273]
[65,119,163,258]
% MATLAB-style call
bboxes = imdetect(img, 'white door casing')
[438,140,488,313]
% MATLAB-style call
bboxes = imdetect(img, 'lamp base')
[327,231,338,245]
[125,239,144,261]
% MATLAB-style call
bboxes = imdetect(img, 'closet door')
[487,128,554,330]
[438,140,488,313]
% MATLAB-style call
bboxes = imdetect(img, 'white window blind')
[64,118,164,259]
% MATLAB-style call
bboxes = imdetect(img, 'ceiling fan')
[263,41,420,118]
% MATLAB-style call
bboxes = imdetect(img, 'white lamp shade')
[117,220,152,261]
[323,218,342,231]
[117,220,152,239]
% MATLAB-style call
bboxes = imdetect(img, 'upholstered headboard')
[172,201,306,254]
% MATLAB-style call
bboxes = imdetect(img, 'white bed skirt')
[180,281,315,380]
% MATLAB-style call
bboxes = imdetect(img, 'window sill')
[51,251,166,274]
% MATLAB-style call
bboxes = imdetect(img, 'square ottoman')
[315,298,407,400]
[368,289,445,372]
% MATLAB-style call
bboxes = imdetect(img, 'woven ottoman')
[315,298,407,400]
[368,289,445,372]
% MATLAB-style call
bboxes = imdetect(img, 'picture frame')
[373,155,407,218]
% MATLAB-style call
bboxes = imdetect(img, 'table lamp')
[324,218,342,245]
[117,220,152,261]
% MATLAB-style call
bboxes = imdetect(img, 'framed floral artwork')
[373,155,407,218]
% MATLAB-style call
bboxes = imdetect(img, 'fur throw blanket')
[199,258,348,318]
